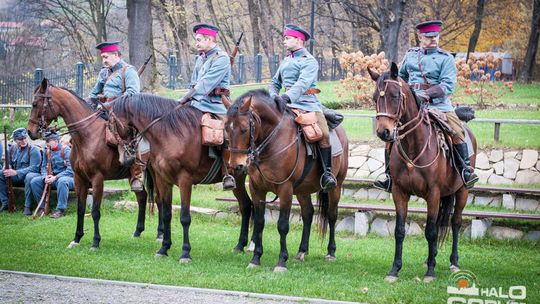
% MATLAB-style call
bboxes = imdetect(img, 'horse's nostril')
[383,129,390,139]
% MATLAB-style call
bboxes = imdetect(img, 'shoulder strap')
[27,144,31,162]
[417,51,430,84]
[121,65,128,94]
[61,146,67,167]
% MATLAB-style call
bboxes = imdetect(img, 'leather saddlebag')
[294,111,323,143]
[201,113,224,146]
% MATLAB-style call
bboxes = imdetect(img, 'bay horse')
[27,78,161,249]
[224,90,349,272]
[107,94,253,261]
[368,63,477,282]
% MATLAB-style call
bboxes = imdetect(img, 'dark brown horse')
[368,63,477,282]
[27,78,161,249]
[224,90,349,272]
[107,94,253,261]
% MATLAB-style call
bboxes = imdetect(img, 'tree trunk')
[376,0,406,63]
[127,0,155,91]
[465,0,486,62]
[282,0,291,25]
[519,0,540,83]
[246,0,261,55]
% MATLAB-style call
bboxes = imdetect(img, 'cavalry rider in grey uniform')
[88,41,145,192]
[178,23,235,190]
[269,24,336,192]
[0,128,41,212]
[29,131,75,218]
[374,20,479,191]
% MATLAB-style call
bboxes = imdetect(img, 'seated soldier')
[29,131,75,218]
[268,24,336,192]
[0,128,41,212]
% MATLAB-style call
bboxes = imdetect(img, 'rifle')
[229,32,244,66]
[3,126,16,212]
[137,55,153,76]
[33,148,52,218]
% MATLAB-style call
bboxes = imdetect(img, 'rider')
[374,20,479,191]
[177,23,236,190]
[268,24,336,192]
[88,41,145,192]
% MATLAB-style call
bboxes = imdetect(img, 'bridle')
[228,107,301,185]
[375,77,440,169]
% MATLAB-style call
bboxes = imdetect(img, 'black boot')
[319,147,337,192]
[454,143,478,189]
[374,148,392,192]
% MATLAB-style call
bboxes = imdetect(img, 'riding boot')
[221,149,236,190]
[129,152,149,192]
[374,148,392,192]
[454,143,479,189]
[319,147,337,192]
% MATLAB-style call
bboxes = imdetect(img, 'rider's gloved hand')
[416,91,431,104]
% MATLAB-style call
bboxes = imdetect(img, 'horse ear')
[240,96,252,113]
[40,78,48,92]
[390,62,399,79]
[367,68,379,81]
[222,95,232,109]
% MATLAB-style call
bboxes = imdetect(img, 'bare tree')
[465,0,486,61]
[519,0,540,83]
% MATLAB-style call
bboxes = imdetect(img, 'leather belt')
[209,87,230,97]
[411,83,433,90]
[285,87,321,95]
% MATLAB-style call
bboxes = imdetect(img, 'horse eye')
[240,128,248,134]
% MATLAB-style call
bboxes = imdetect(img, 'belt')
[209,87,230,97]
[411,83,433,90]
[285,87,321,95]
[98,96,118,103]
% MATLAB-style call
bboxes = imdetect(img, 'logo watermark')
[446,270,527,304]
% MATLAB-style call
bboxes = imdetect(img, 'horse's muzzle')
[234,164,247,175]
[377,128,394,142]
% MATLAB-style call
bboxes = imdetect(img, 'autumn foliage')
[336,51,389,109]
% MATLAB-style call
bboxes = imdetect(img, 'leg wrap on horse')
[374,143,392,192]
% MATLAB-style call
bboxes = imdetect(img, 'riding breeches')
[445,111,465,144]
[315,111,330,148]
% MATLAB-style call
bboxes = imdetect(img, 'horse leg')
[90,178,104,249]
[155,179,173,257]
[274,188,293,272]
[69,175,88,249]
[385,190,410,283]
[294,194,313,262]
[232,173,252,253]
[326,186,341,261]
[178,177,193,263]
[247,189,266,268]
[155,198,164,241]
[450,188,467,272]
[133,188,148,237]
[423,192,441,282]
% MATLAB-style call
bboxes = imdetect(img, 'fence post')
[238,54,245,84]
[255,53,262,83]
[34,68,43,87]
[494,122,501,142]
[331,58,338,81]
[75,62,84,96]
[317,56,324,80]
[372,117,377,137]
[168,53,177,90]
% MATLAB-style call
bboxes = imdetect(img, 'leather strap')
[416,51,430,85]
[411,83,433,90]
[209,87,230,97]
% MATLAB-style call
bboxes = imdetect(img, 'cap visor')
[423,32,439,37]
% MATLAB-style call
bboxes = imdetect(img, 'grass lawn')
[0,200,538,303]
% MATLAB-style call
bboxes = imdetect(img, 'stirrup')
[461,168,478,189]
[222,175,236,190]
[373,174,392,192]
[130,179,144,192]
[320,173,337,192]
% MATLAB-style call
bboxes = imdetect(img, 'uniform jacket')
[89,60,140,99]
[40,144,73,179]
[399,47,457,112]
[7,144,41,180]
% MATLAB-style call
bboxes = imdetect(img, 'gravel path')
[0,270,361,304]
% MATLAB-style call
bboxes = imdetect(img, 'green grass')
[1,201,538,303]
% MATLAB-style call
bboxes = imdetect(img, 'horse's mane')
[229,89,293,117]
[59,87,98,113]
[112,93,202,135]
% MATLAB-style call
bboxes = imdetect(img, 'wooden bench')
[11,187,128,207]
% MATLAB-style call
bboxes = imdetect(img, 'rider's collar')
[422,47,438,55]
[200,46,220,59]
[289,48,307,58]
[110,60,125,72]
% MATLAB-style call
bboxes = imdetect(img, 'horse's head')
[28,78,58,139]
[368,62,408,142]
[224,94,256,174]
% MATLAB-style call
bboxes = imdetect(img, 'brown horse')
[107,93,253,261]
[368,63,477,282]
[27,78,161,249]
[224,89,349,272]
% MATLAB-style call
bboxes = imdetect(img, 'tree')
[465,0,486,62]
[127,0,157,91]
[519,0,540,83]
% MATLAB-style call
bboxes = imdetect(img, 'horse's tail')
[145,168,155,215]
[317,190,329,237]
[436,194,455,247]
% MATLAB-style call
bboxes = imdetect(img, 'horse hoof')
[325,255,336,262]
[247,241,255,253]
[156,237,163,242]
[423,276,435,283]
[179,258,192,264]
[67,241,79,249]
[449,265,460,273]
[90,246,99,251]
[155,253,167,258]
[294,252,306,261]
[273,266,288,273]
[232,247,244,254]
[384,275,398,283]
[246,263,259,269]
[132,233,141,238]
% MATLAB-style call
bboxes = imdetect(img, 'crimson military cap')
[416,20,443,37]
